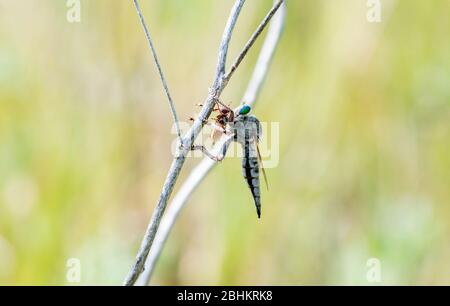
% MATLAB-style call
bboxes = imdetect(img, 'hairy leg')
[191,135,234,162]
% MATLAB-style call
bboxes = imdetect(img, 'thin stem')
[137,0,286,286]
[123,0,246,286]
[133,0,183,143]
[243,1,286,104]
[224,0,284,84]
[215,0,247,79]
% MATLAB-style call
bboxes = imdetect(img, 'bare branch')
[243,1,286,104]
[137,0,286,286]
[216,0,247,79]
[224,0,284,85]
[123,0,247,286]
[133,0,183,143]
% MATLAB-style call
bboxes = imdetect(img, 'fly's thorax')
[232,115,262,146]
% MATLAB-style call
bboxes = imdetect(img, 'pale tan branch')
[137,0,286,286]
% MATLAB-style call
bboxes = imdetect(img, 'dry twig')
[137,1,286,286]
[124,0,285,286]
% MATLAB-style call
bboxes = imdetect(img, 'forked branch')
[224,0,284,84]
[124,0,285,286]
[137,1,286,285]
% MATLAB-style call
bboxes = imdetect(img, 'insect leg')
[213,98,234,113]
[191,145,222,161]
[191,135,233,162]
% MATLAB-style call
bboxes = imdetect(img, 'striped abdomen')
[242,140,261,218]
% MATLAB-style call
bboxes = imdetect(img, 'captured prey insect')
[191,100,269,219]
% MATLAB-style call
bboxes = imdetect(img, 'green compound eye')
[238,104,251,115]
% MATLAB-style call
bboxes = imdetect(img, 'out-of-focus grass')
[0,0,449,285]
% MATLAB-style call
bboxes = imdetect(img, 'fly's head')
[213,101,261,142]
[236,104,252,116]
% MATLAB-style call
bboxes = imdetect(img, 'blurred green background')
[0,0,449,285]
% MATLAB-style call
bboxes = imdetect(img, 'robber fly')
[192,100,268,218]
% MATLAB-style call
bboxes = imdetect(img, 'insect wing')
[256,142,269,191]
